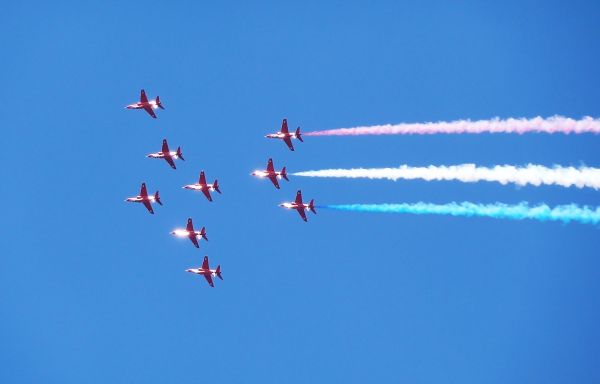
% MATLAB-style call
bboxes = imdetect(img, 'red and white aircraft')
[147,139,184,169]
[183,171,221,202]
[125,89,164,119]
[251,158,288,189]
[171,218,208,249]
[280,190,316,222]
[186,256,223,287]
[125,182,162,214]
[265,118,303,151]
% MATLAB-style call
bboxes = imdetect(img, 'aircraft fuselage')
[172,229,204,238]
[280,202,309,210]
[126,195,157,203]
[183,184,217,191]
[186,268,217,275]
[126,101,159,110]
[252,170,284,178]
[266,132,294,139]
[147,151,180,159]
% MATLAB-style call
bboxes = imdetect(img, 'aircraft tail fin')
[156,96,165,110]
[176,146,185,161]
[200,226,208,241]
[308,199,316,214]
[295,127,303,142]
[213,180,221,194]
[155,191,163,206]
[281,167,289,181]
[215,265,223,280]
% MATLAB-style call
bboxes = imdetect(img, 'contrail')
[305,116,600,136]
[293,164,600,190]
[319,202,600,225]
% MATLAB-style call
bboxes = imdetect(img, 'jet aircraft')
[126,89,164,118]
[147,139,184,169]
[251,158,288,189]
[183,171,221,202]
[171,218,208,248]
[280,190,316,222]
[266,118,303,151]
[125,182,162,214]
[186,256,223,287]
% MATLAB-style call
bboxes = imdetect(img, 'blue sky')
[2,1,600,382]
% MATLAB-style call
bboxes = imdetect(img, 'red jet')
[147,139,185,169]
[251,158,289,189]
[125,182,162,214]
[126,89,164,118]
[170,218,208,249]
[266,118,303,151]
[280,190,316,222]
[183,171,221,202]
[186,256,223,287]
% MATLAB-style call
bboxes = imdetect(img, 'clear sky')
[2,1,600,383]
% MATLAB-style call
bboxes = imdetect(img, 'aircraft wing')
[199,171,207,185]
[202,188,213,202]
[266,158,275,172]
[140,89,149,103]
[268,175,280,189]
[189,234,200,248]
[143,200,154,214]
[161,139,169,154]
[140,183,148,197]
[202,256,210,270]
[203,273,214,287]
[143,106,157,118]
[296,207,307,222]
[164,156,176,169]
[281,119,289,134]
[283,136,294,151]
[295,190,303,205]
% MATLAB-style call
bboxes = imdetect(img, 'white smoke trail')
[320,202,600,225]
[293,164,600,190]
[305,116,600,136]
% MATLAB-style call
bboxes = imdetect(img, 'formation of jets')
[124,90,223,287]
[124,91,318,287]
[256,120,317,222]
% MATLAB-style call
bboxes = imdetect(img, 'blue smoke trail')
[318,202,600,225]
